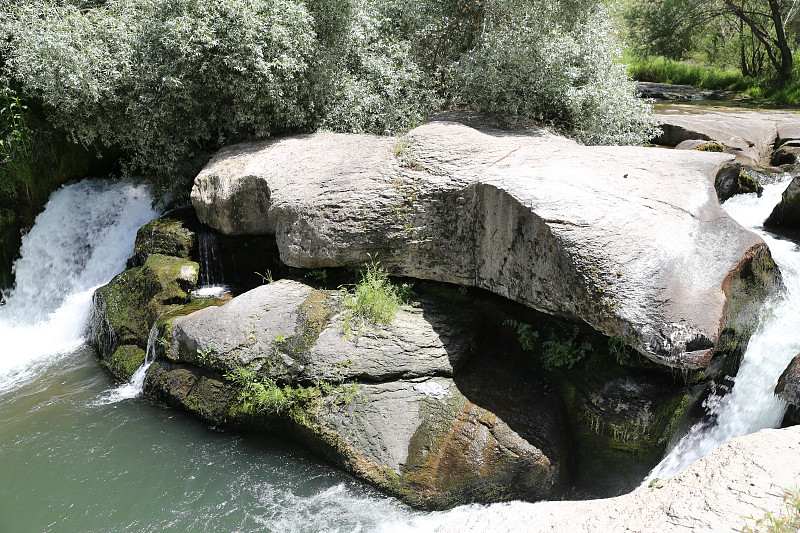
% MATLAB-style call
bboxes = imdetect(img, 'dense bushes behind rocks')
[1,0,658,199]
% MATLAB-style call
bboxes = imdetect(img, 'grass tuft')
[340,260,412,335]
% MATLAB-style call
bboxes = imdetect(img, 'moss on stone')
[129,211,197,267]
[737,172,761,194]
[90,254,200,365]
[107,344,146,380]
[275,290,336,364]
[694,141,724,152]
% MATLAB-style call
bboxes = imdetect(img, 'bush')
[451,1,659,145]
[1,0,658,197]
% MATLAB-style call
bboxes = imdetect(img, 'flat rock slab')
[192,112,772,369]
[167,279,473,382]
[653,104,800,165]
[435,425,800,533]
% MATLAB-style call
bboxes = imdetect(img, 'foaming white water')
[0,179,160,393]
[644,177,800,483]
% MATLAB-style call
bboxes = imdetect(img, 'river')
[0,175,796,532]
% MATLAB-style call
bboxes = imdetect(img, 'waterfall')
[644,176,800,483]
[91,322,159,405]
[193,228,227,297]
[0,179,160,394]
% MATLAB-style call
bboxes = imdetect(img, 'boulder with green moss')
[89,253,199,380]
[128,208,198,268]
[145,278,565,509]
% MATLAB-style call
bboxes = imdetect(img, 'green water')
[0,346,429,533]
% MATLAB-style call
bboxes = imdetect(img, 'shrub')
[340,260,411,334]
[450,1,659,145]
[1,0,659,199]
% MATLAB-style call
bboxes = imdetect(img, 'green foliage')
[607,336,630,366]
[744,489,800,533]
[225,366,360,418]
[503,319,540,351]
[451,1,660,145]
[305,269,328,282]
[226,367,291,415]
[626,55,749,91]
[542,326,593,370]
[0,0,658,200]
[340,260,412,334]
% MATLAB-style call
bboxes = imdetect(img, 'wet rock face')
[191,112,777,372]
[765,176,800,229]
[89,253,199,380]
[776,354,800,426]
[128,208,198,268]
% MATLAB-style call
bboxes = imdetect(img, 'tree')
[626,0,798,85]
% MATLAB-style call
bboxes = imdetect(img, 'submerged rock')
[191,112,778,372]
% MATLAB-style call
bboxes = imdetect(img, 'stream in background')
[1,176,798,532]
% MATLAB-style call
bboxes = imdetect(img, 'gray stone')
[653,106,799,166]
[765,177,800,228]
[166,279,474,381]
[776,354,800,407]
[191,113,776,370]
[318,377,556,509]
[435,425,800,533]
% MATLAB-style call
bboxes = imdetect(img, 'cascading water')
[193,228,228,298]
[91,322,159,405]
[644,176,800,483]
[0,179,161,394]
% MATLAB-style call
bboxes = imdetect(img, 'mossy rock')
[737,172,761,195]
[711,243,781,378]
[129,209,198,268]
[107,344,147,380]
[693,141,724,153]
[89,254,199,364]
[770,145,800,166]
[557,369,692,496]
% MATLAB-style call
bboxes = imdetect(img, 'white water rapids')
[644,176,800,483]
[0,179,160,394]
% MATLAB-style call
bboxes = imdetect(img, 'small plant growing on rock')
[743,488,800,533]
[340,259,412,335]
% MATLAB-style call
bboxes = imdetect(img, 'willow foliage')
[1,0,657,194]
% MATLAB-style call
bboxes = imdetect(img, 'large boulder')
[191,113,778,371]
[436,425,800,533]
[765,176,800,229]
[652,106,798,166]
[147,279,566,509]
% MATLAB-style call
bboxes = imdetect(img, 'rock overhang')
[190,114,778,370]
